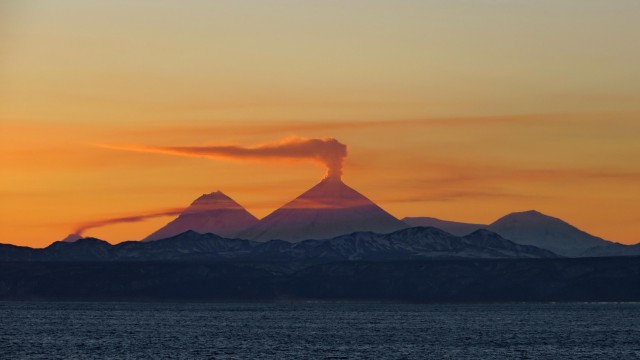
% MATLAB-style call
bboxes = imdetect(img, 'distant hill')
[487,210,611,257]
[403,210,619,257]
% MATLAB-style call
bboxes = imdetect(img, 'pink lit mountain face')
[143,191,258,241]
[239,177,408,242]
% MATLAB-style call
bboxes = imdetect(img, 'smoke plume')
[73,208,184,236]
[104,137,348,179]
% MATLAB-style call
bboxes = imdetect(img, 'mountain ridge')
[0,227,556,262]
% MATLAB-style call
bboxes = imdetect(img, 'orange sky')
[1,1,639,247]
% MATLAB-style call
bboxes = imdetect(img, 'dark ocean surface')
[1,302,639,359]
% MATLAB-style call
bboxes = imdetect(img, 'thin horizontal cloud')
[386,154,640,187]
[410,169,640,188]
[116,113,579,137]
[366,156,640,207]
[375,190,538,203]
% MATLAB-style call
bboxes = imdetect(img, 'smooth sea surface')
[1,302,639,359]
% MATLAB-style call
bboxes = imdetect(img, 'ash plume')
[103,137,348,179]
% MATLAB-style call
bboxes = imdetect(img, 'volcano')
[239,177,408,242]
[144,191,258,241]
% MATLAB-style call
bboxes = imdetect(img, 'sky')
[1,0,639,247]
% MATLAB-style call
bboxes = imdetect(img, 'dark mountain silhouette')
[0,243,38,260]
[582,242,640,257]
[144,191,258,241]
[43,238,113,260]
[0,227,556,262]
[239,177,408,242]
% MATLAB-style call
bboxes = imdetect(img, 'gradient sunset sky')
[1,1,639,247]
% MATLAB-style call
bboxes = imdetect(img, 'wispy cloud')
[118,113,570,137]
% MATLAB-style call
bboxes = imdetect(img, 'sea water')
[1,302,639,359]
